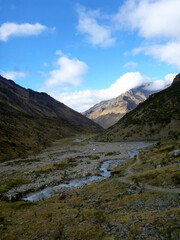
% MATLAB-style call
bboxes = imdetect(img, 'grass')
[0,176,30,194]
[111,156,136,177]
[131,164,180,187]
[0,178,179,240]
[5,158,41,166]
[89,154,100,160]
[0,138,179,239]
[34,158,78,175]
[112,139,180,188]
[105,151,120,156]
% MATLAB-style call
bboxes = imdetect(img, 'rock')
[156,164,162,168]
[145,229,154,236]
[59,193,66,200]
[108,222,115,228]
[118,193,124,197]
[114,226,120,232]
[100,206,105,210]
[131,219,139,224]
[126,189,135,195]
[3,191,22,202]
[172,150,180,157]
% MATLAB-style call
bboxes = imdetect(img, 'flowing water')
[23,142,152,202]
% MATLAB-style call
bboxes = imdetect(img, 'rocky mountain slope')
[83,85,157,128]
[0,76,102,161]
[97,74,180,141]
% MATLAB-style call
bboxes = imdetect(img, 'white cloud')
[0,70,27,80]
[76,5,115,47]
[0,22,49,41]
[50,72,149,112]
[115,0,180,40]
[133,41,180,69]
[44,55,88,88]
[114,0,180,70]
[124,61,138,68]
[144,73,177,91]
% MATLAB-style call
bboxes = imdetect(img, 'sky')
[0,0,179,112]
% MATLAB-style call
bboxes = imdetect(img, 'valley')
[0,136,180,239]
[0,75,180,239]
[0,137,151,201]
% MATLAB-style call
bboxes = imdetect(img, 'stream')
[23,142,152,202]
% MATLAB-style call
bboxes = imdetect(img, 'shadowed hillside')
[97,74,180,141]
[0,76,102,161]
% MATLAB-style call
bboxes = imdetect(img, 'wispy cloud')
[0,22,51,41]
[44,54,88,88]
[123,61,138,69]
[76,5,115,47]
[143,73,176,91]
[0,70,27,80]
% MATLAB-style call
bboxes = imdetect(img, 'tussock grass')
[0,178,179,240]
[0,176,30,194]
[34,158,78,175]
[105,151,120,156]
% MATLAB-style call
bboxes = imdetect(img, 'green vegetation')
[97,75,180,142]
[34,158,78,175]
[0,176,29,194]
[112,139,180,188]
[0,138,179,239]
[105,151,120,156]
[0,179,179,239]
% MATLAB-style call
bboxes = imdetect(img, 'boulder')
[172,150,180,157]
[3,191,22,202]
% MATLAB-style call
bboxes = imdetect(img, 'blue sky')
[0,0,179,111]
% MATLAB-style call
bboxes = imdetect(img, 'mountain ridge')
[83,84,158,128]
[0,75,102,161]
[97,74,180,141]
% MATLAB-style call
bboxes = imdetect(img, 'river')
[23,142,152,202]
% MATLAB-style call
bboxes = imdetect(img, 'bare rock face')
[83,84,158,129]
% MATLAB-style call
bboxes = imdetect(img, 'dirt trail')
[118,154,180,193]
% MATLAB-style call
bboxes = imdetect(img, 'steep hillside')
[97,74,180,141]
[83,85,157,128]
[0,76,102,161]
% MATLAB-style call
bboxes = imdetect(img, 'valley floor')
[0,136,180,239]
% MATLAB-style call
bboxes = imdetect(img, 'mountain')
[0,76,102,161]
[97,74,180,141]
[83,84,158,128]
